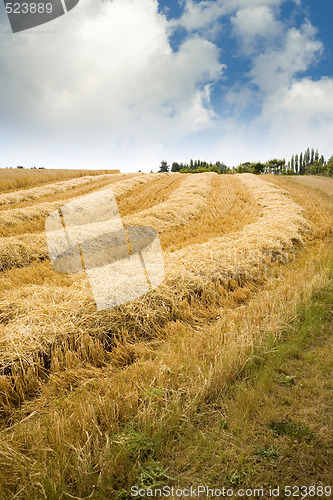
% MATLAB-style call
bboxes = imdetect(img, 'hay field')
[0,170,332,498]
[288,174,333,197]
[0,168,120,193]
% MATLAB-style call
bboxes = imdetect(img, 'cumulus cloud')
[249,21,323,93]
[214,73,333,166]
[214,11,329,165]
[259,77,333,155]
[231,5,283,53]
[170,0,284,33]
[0,0,223,168]
[0,0,331,170]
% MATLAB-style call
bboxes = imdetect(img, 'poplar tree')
[310,148,315,165]
[299,156,305,175]
[305,147,310,166]
[315,149,319,162]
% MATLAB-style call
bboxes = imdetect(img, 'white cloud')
[260,77,333,155]
[170,0,284,33]
[0,0,331,171]
[249,21,323,93]
[169,0,225,33]
[211,75,333,166]
[185,84,217,130]
[215,15,330,164]
[231,5,283,52]
[224,85,260,114]
[0,0,223,169]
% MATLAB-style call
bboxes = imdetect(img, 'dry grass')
[111,172,166,198]
[0,174,315,379]
[0,171,332,498]
[122,172,215,230]
[0,201,71,238]
[0,241,331,499]
[266,174,333,240]
[116,174,184,216]
[288,174,333,196]
[0,173,162,238]
[166,174,311,289]
[0,173,123,207]
[0,168,120,194]
[161,240,333,402]
[0,234,48,272]
[160,174,261,251]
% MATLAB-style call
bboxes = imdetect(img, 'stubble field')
[0,169,332,498]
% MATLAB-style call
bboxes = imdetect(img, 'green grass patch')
[154,263,333,490]
[269,419,316,441]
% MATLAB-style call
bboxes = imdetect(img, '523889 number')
[285,486,332,497]
[5,3,53,14]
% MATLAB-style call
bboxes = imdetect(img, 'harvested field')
[166,173,311,286]
[160,174,261,250]
[0,233,47,272]
[0,168,120,193]
[266,174,333,239]
[288,174,333,196]
[122,172,214,229]
[0,173,164,238]
[0,174,117,207]
[0,170,332,498]
[0,172,320,374]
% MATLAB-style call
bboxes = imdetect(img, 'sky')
[0,0,332,172]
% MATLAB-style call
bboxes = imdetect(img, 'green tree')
[267,158,285,175]
[237,162,252,173]
[315,149,319,162]
[310,148,315,165]
[299,152,305,175]
[304,147,310,166]
[311,161,323,175]
[252,162,265,174]
[171,162,181,172]
[215,161,227,173]
[158,161,169,172]
[326,156,333,177]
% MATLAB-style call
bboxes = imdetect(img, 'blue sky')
[0,0,332,171]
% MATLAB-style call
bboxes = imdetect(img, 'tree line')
[158,147,333,177]
[158,159,229,174]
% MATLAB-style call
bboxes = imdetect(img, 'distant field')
[0,168,120,193]
[0,171,332,498]
[289,174,333,196]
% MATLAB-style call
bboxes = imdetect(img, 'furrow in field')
[121,172,215,230]
[0,175,252,274]
[0,175,311,372]
[0,174,175,271]
[165,173,311,285]
[159,174,261,251]
[0,234,47,272]
[116,174,183,216]
[0,173,164,238]
[288,175,333,196]
[0,173,125,207]
[266,175,333,239]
